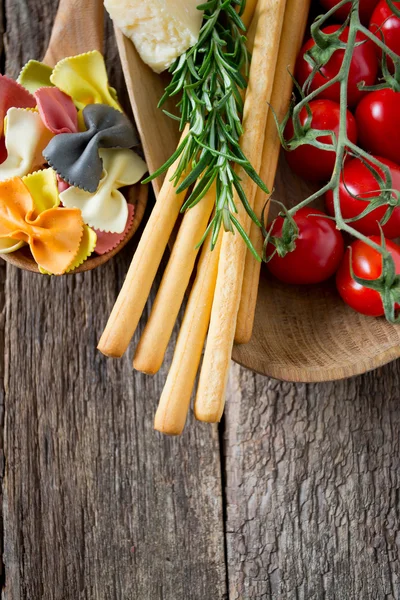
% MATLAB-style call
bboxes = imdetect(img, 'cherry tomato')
[369,0,400,72]
[296,25,379,107]
[266,207,345,284]
[320,0,380,24]
[355,89,400,165]
[325,155,400,237]
[284,99,358,181]
[336,236,400,316]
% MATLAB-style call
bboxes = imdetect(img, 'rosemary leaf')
[146,0,268,251]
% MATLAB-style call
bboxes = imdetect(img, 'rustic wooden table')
[2,1,400,598]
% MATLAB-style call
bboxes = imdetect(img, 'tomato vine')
[268,0,400,322]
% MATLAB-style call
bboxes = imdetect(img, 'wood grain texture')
[43,0,104,66]
[0,1,6,584]
[225,361,400,599]
[1,2,226,599]
[2,1,400,599]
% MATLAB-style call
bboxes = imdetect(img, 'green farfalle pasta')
[17,60,53,94]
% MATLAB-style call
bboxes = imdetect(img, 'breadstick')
[154,230,222,435]
[135,0,257,375]
[98,126,189,358]
[241,0,258,28]
[235,0,311,344]
[194,0,287,423]
[133,183,216,374]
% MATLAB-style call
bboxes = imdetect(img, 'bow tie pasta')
[0,50,147,273]
[0,168,60,254]
[0,108,53,181]
[60,148,147,233]
[0,74,36,137]
[43,103,139,192]
[50,51,122,112]
[0,177,84,274]
[17,60,53,94]
[35,87,79,134]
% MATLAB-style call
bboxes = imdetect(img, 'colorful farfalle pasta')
[60,148,147,233]
[50,51,122,111]
[0,108,54,180]
[0,51,146,274]
[43,104,139,192]
[0,177,83,274]
[35,87,78,135]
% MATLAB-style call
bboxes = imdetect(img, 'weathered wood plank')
[2,2,226,598]
[5,1,400,599]
[0,0,6,583]
[225,361,400,599]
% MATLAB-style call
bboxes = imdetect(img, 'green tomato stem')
[287,0,397,259]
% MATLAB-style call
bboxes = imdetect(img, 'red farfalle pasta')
[0,178,84,274]
[35,87,78,134]
[57,175,70,193]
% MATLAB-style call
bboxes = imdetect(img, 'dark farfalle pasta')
[43,103,139,192]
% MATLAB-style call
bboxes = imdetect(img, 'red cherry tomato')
[320,0,380,24]
[336,236,400,316]
[355,89,400,165]
[325,155,400,237]
[296,25,379,107]
[369,0,400,72]
[284,99,358,181]
[266,207,345,284]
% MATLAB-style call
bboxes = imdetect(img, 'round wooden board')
[232,154,400,382]
[0,182,148,275]
[116,29,400,384]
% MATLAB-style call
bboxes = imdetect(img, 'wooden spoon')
[1,0,148,274]
[116,29,400,383]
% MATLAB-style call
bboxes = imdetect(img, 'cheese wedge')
[104,0,203,73]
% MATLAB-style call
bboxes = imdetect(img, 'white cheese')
[104,0,203,74]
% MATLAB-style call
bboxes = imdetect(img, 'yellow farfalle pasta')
[67,226,97,272]
[0,238,24,254]
[60,148,147,233]
[50,51,122,111]
[0,108,53,181]
[22,168,60,216]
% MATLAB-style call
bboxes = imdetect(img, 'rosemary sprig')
[143,0,268,251]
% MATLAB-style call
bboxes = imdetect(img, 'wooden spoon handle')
[43,0,104,67]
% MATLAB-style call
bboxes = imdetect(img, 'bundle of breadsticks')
[98,0,311,435]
